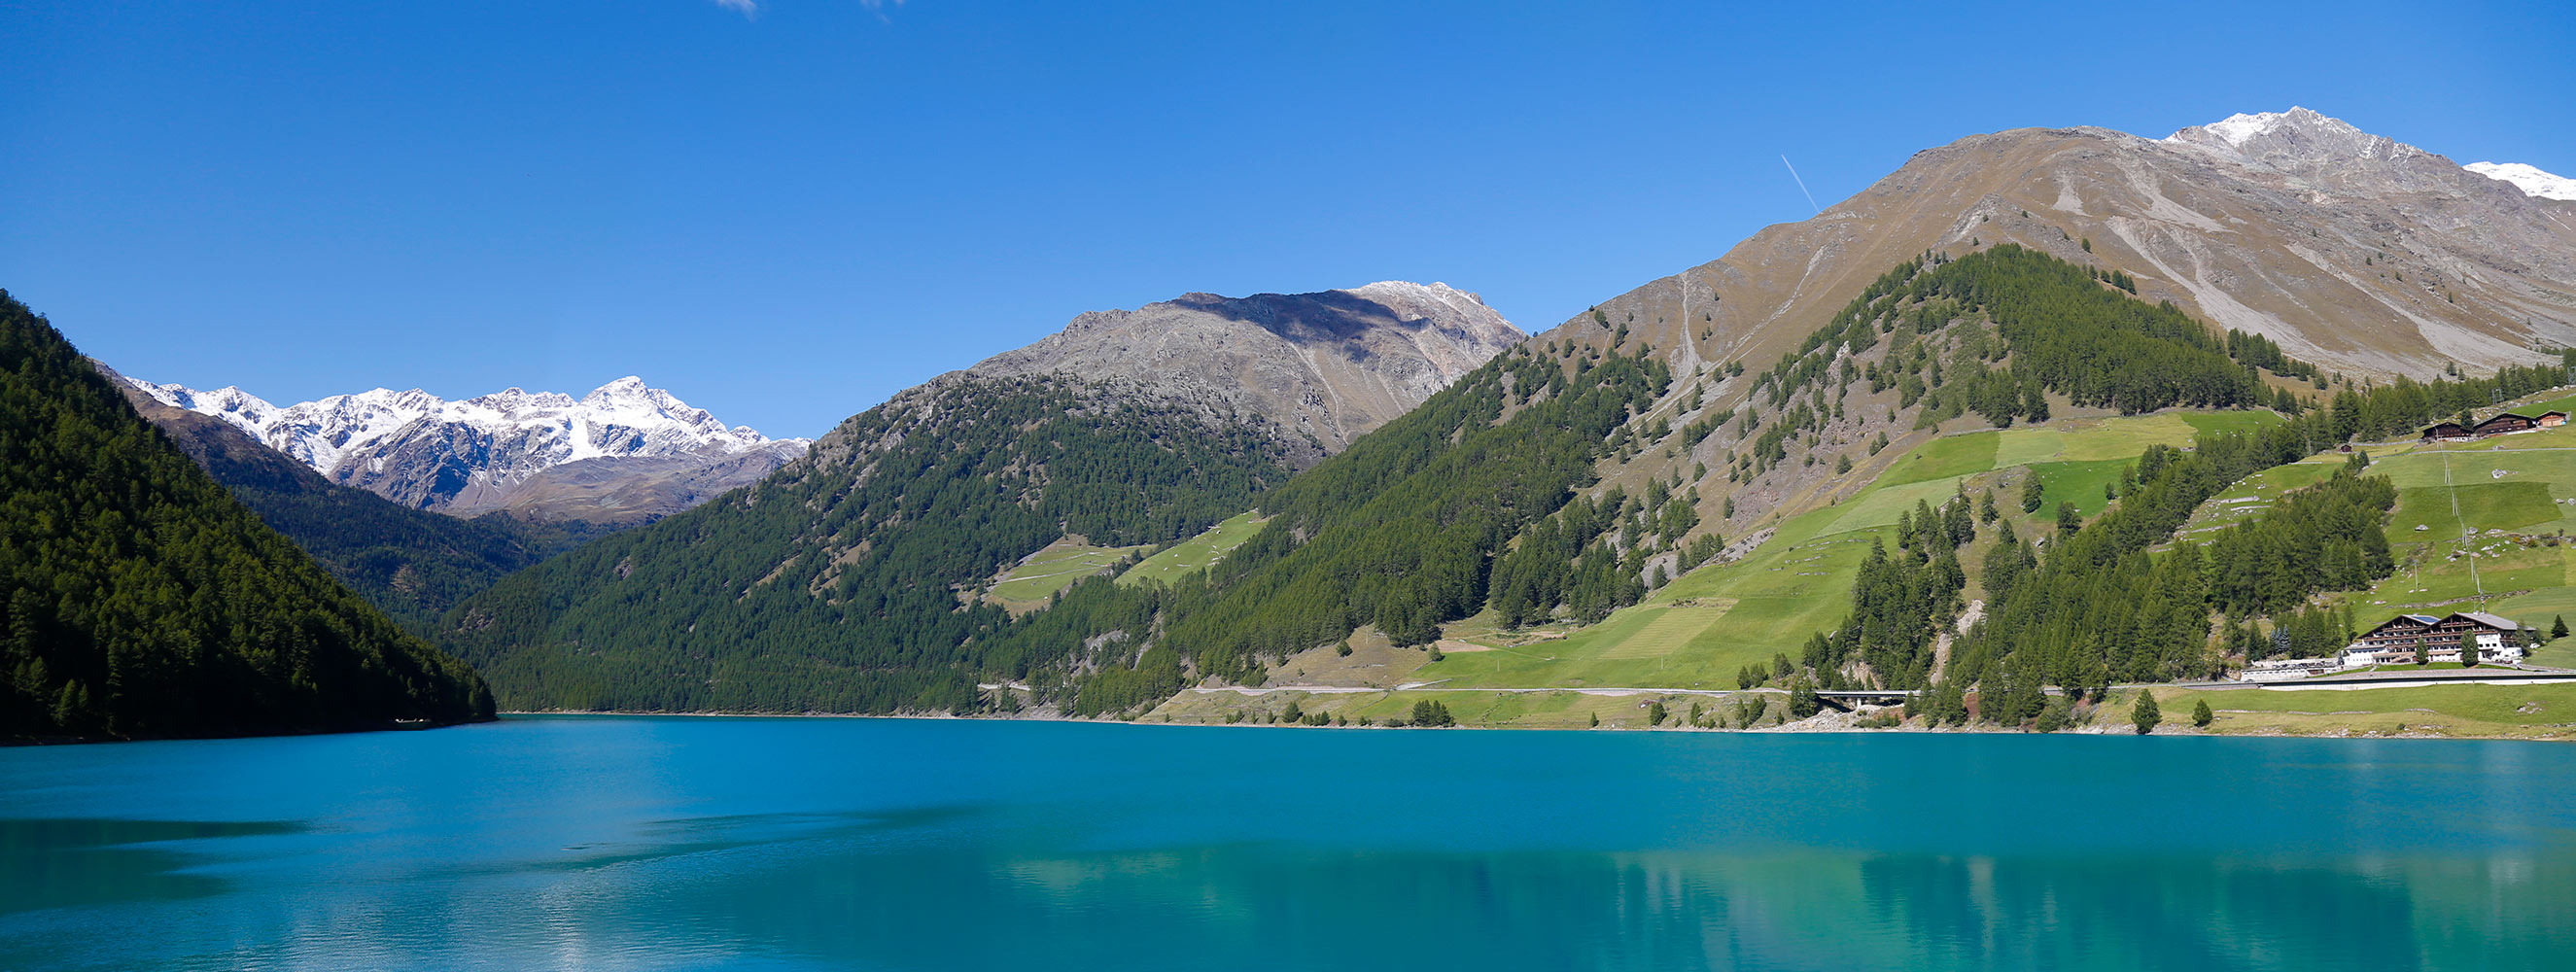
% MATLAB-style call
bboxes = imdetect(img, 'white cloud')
[711,0,905,19]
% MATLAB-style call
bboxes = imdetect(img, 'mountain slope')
[971,281,1522,461]
[103,367,599,636]
[1131,245,2569,729]
[1576,109,2569,403]
[439,282,1517,712]
[1509,107,2576,544]
[1,292,492,739]
[117,374,809,526]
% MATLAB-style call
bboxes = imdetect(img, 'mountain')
[914,107,2576,721]
[1,292,492,740]
[971,281,1523,461]
[100,364,601,637]
[1594,107,2574,395]
[2466,161,2576,201]
[437,282,1521,712]
[450,109,2571,724]
[1510,107,2576,533]
[114,374,810,526]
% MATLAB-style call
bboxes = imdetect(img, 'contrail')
[1781,155,1821,214]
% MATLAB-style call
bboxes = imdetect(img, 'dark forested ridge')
[115,389,601,636]
[438,374,1296,713]
[0,293,493,740]
[980,343,1674,715]
[1163,345,1671,673]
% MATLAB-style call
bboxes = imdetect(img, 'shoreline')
[491,704,2575,742]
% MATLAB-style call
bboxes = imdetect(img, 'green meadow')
[2298,424,2576,634]
[986,538,1151,613]
[1419,409,2281,694]
[2145,681,2576,740]
[1117,511,1270,588]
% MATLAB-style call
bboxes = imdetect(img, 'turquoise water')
[4,717,2573,971]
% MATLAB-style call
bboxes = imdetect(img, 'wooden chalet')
[2472,412,2540,436]
[2421,421,2475,441]
[2423,408,2569,441]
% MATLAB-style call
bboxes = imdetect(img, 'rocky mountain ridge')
[958,280,1524,462]
[117,373,808,525]
[1531,106,2575,548]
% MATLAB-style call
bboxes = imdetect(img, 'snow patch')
[2465,161,2576,201]
[110,372,805,484]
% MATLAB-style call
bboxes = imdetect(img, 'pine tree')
[2554,615,2568,641]
[2021,475,2045,514]
[2130,690,2162,735]
[2192,698,2213,728]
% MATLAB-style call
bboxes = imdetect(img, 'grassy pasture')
[1423,410,2262,699]
[1118,511,1269,588]
[2148,682,2576,739]
[985,538,1150,613]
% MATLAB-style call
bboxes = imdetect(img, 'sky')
[4,1,2571,438]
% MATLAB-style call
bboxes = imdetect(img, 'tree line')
[1,291,492,739]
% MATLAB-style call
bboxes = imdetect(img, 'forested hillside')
[1796,304,2571,724]
[439,374,1295,712]
[440,244,2576,724]
[0,293,493,740]
[941,342,1673,715]
[116,388,600,635]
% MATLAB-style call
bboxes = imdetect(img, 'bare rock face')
[440,440,813,525]
[965,281,1523,461]
[1562,107,2576,393]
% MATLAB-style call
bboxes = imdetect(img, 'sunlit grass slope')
[1418,410,2280,691]
[987,538,1151,613]
[1117,511,1269,588]
[2207,423,2576,645]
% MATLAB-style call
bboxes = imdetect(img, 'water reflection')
[0,817,303,916]
[119,816,2558,972]
[5,722,2575,971]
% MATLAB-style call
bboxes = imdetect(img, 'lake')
[4,716,2572,970]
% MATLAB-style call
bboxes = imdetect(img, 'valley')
[17,107,2576,743]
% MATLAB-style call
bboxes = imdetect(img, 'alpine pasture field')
[1413,410,2284,694]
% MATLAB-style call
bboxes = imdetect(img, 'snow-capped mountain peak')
[2170,107,2350,150]
[112,371,805,511]
[2465,161,2576,201]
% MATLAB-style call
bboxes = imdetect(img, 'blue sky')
[4,1,2569,437]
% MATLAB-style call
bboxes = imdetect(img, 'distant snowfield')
[118,372,802,480]
[2465,161,2576,201]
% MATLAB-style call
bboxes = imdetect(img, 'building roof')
[2473,412,2536,429]
[2360,611,2522,638]
[2361,613,2441,637]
